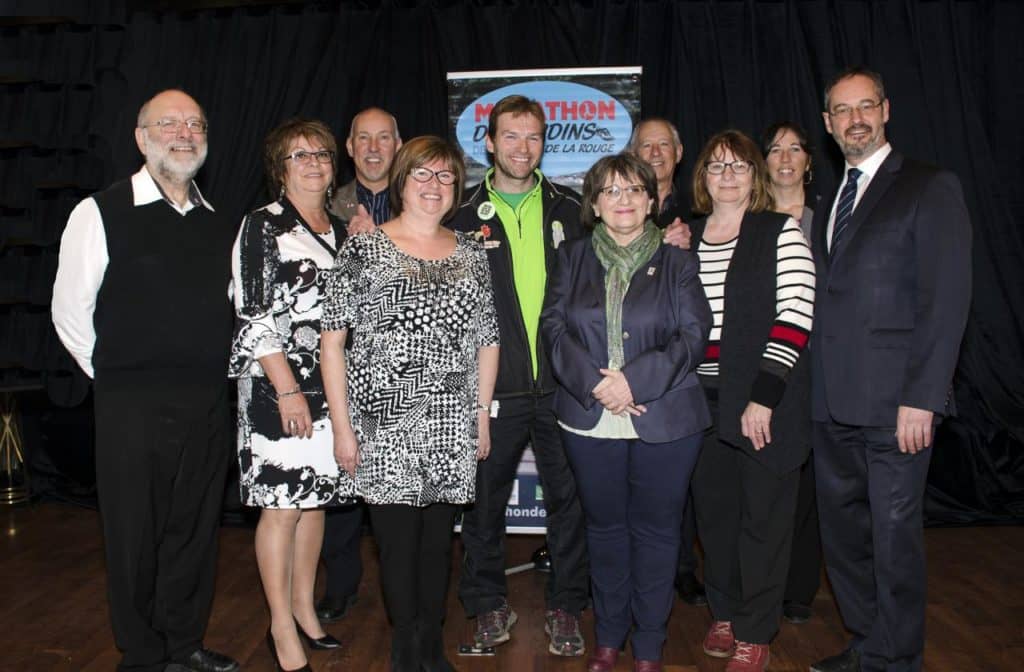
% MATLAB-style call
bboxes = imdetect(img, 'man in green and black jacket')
[450,95,589,657]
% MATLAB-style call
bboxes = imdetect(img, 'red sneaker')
[725,641,770,672]
[702,620,735,658]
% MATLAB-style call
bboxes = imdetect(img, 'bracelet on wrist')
[277,385,303,400]
[477,403,490,413]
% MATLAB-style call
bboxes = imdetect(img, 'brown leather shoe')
[633,660,663,672]
[586,646,618,672]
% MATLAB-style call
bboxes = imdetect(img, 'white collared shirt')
[826,142,892,251]
[51,166,214,377]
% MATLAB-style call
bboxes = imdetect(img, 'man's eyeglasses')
[282,150,335,165]
[597,184,647,200]
[705,160,751,175]
[828,99,885,120]
[409,166,457,186]
[140,118,208,134]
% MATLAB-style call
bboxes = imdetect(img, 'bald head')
[346,107,402,191]
[134,89,208,191]
[137,89,206,129]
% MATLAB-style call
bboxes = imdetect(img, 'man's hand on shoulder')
[662,217,692,250]
[346,204,376,235]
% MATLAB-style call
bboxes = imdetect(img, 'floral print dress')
[229,199,356,508]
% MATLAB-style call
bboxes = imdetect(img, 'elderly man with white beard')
[52,89,238,672]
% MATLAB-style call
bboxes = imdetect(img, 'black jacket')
[449,174,583,399]
[690,211,812,475]
[809,151,971,426]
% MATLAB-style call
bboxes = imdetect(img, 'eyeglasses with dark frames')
[409,166,457,186]
[282,150,335,165]
[705,160,752,175]
[828,99,885,120]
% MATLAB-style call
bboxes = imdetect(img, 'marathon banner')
[446,66,643,188]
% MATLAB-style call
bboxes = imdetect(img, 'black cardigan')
[690,210,812,475]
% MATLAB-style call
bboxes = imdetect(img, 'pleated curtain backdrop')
[1,0,1021,521]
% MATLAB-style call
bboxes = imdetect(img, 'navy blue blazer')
[540,235,712,443]
[810,150,972,426]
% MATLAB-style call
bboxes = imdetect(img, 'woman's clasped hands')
[592,368,647,417]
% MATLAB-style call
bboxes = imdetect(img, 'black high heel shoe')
[266,628,313,672]
[295,617,343,650]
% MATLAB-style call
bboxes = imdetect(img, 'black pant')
[692,405,800,645]
[675,492,700,578]
[458,394,588,616]
[369,503,458,634]
[320,502,365,600]
[783,456,822,606]
[94,374,231,672]
[814,420,931,672]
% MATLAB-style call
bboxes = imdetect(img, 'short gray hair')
[628,117,682,153]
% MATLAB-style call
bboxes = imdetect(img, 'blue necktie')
[830,166,862,253]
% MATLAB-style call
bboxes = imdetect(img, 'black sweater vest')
[690,210,811,475]
[92,178,234,380]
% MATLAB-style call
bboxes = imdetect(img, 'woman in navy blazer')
[541,153,711,672]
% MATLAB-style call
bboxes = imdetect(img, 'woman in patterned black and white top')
[321,136,499,672]
[230,119,354,671]
[686,130,815,672]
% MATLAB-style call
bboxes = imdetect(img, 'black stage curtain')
[2,0,1022,523]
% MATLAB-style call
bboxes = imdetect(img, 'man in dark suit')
[809,67,971,672]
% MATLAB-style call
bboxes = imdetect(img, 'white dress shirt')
[826,142,892,252]
[51,166,213,378]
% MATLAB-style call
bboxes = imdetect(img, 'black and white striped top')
[696,217,815,380]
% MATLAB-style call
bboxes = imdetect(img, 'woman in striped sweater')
[687,130,816,672]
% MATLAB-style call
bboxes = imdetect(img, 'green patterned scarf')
[591,220,662,369]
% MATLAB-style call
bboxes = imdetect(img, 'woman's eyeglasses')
[409,167,457,186]
[598,184,647,200]
[282,150,335,165]
[705,160,751,175]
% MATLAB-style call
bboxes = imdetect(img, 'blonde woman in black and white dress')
[230,118,355,672]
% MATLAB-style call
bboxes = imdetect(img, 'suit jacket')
[810,150,972,426]
[541,235,712,443]
[327,179,359,221]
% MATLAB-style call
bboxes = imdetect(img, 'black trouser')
[94,373,231,672]
[458,393,589,616]
[320,502,365,601]
[369,504,458,639]
[692,397,800,645]
[783,455,822,606]
[675,493,700,578]
[814,420,931,672]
